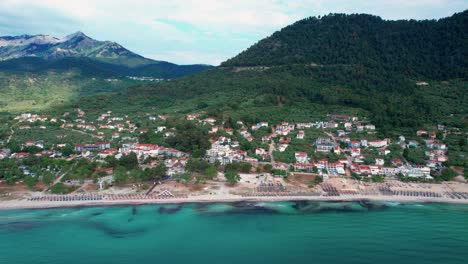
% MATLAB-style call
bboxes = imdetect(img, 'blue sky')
[0,0,466,65]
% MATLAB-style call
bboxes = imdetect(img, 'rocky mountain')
[0,31,213,79]
[0,31,155,67]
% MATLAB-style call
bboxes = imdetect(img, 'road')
[66,128,104,140]
[6,127,14,144]
[44,163,78,193]
[268,139,275,163]
[325,131,352,177]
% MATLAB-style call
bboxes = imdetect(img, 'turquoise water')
[0,201,467,264]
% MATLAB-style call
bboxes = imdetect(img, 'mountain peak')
[62,31,90,42]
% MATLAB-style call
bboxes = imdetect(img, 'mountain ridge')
[0,31,155,67]
[0,31,213,78]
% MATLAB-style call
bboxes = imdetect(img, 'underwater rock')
[158,204,184,214]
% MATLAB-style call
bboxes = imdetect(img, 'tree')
[24,176,37,189]
[225,171,241,185]
[92,174,99,184]
[61,145,74,157]
[240,162,252,173]
[314,176,323,184]
[113,166,128,184]
[166,121,210,157]
[440,168,458,181]
[186,159,209,173]
[328,152,339,163]
[50,183,73,194]
[175,173,192,185]
[264,164,273,172]
[41,172,55,185]
[105,155,119,168]
[129,169,143,182]
[119,153,139,170]
[403,148,426,164]
[204,165,217,179]
[149,164,167,181]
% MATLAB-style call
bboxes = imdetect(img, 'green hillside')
[0,57,212,79]
[67,11,467,133]
[0,70,136,111]
[223,11,467,79]
[0,56,211,112]
[0,31,213,112]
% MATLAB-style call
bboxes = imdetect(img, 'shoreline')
[1,194,468,211]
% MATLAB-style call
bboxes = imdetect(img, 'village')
[0,108,467,207]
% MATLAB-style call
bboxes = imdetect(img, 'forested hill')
[59,11,467,132]
[0,57,212,79]
[223,11,467,79]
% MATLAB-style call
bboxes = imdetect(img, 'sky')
[0,0,466,65]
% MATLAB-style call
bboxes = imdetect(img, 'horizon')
[0,0,467,65]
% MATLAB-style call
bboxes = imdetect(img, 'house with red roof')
[295,152,309,163]
[327,121,338,128]
[349,140,360,148]
[11,152,30,159]
[255,148,268,159]
[297,130,305,139]
[417,130,428,136]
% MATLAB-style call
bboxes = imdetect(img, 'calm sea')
[0,201,467,264]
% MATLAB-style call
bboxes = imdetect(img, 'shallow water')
[0,201,467,264]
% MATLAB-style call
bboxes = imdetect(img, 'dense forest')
[223,11,467,80]
[0,57,212,79]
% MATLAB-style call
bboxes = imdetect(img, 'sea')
[0,201,467,264]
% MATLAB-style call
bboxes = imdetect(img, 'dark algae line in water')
[0,201,467,264]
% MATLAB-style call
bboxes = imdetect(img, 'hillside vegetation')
[0,70,136,111]
[0,57,211,79]
[223,12,467,79]
[68,11,467,133]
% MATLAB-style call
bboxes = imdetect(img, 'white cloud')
[145,50,227,66]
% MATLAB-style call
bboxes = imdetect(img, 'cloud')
[145,50,227,66]
[0,0,466,65]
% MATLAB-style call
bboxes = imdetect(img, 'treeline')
[0,57,212,79]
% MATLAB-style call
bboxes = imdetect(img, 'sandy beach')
[1,193,468,211]
[1,175,468,210]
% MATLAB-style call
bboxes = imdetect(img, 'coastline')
[1,194,468,211]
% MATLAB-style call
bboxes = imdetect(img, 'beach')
[1,192,468,211]
[1,175,468,210]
